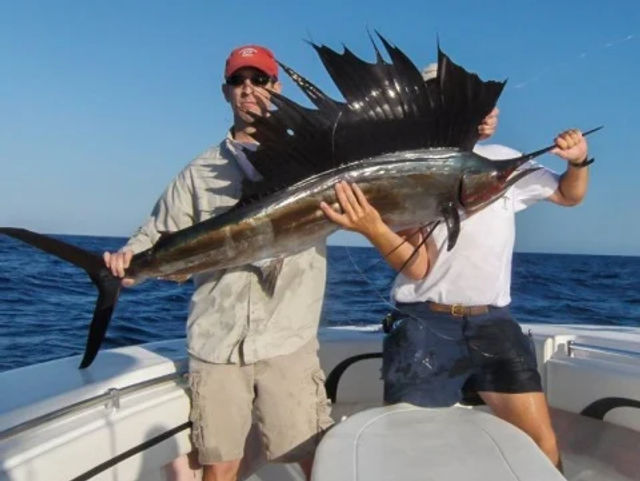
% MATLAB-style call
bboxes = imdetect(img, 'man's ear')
[221,83,231,103]
[271,80,282,94]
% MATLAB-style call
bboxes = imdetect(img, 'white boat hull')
[1,323,639,481]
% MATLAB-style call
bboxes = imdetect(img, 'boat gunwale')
[0,369,187,441]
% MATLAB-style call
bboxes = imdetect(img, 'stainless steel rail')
[566,340,640,360]
[0,370,187,441]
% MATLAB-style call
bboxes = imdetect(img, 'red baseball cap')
[224,45,278,79]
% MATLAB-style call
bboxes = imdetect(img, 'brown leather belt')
[428,302,489,317]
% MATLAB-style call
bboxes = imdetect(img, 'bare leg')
[202,459,242,481]
[298,456,314,480]
[479,391,562,470]
[165,451,201,480]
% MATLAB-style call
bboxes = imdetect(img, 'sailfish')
[0,34,600,367]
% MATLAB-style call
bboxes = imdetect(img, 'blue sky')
[0,1,638,256]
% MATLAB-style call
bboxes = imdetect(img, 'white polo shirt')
[391,144,559,307]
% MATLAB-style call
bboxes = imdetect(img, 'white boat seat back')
[312,404,566,481]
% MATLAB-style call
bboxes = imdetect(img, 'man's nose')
[241,79,254,93]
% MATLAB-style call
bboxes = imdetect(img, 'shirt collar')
[225,130,263,182]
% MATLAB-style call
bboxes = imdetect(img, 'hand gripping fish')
[0,34,601,368]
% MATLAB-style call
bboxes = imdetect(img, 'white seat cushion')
[312,404,566,481]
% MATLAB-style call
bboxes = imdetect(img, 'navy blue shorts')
[382,302,542,407]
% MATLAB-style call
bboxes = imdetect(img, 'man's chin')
[237,111,257,124]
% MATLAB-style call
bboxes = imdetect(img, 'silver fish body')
[127,148,521,282]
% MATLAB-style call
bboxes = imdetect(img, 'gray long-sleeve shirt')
[125,136,327,364]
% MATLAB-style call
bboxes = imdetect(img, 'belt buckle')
[450,304,466,317]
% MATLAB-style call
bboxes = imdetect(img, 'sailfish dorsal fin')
[237,33,506,207]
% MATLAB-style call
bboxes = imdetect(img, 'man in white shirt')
[321,123,589,471]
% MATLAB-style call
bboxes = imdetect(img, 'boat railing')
[0,369,188,441]
[3,341,637,441]
[566,340,640,361]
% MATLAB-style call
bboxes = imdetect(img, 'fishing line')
[343,224,459,342]
[345,239,501,355]
[343,243,395,310]
[342,219,509,362]
[365,221,437,269]
[330,111,343,167]
[513,33,637,90]
[395,221,439,276]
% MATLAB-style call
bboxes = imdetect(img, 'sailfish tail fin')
[0,227,120,368]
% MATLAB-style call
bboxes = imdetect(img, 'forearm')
[556,164,589,206]
[550,129,590,206]
[365,222,430,280]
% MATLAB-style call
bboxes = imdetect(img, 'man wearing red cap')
[104,45,333,481]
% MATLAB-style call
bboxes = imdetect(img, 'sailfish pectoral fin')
[253,258,285,297]
[441,201,461,251]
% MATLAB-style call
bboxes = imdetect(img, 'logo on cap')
[239,48,258,57]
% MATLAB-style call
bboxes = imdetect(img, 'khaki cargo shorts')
[188,339,334,465]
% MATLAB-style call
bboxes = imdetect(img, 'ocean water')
[0,234,639,372]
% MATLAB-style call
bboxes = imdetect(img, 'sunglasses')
[226,73,275,87]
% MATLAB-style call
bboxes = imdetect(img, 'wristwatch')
[568,157,595,168]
